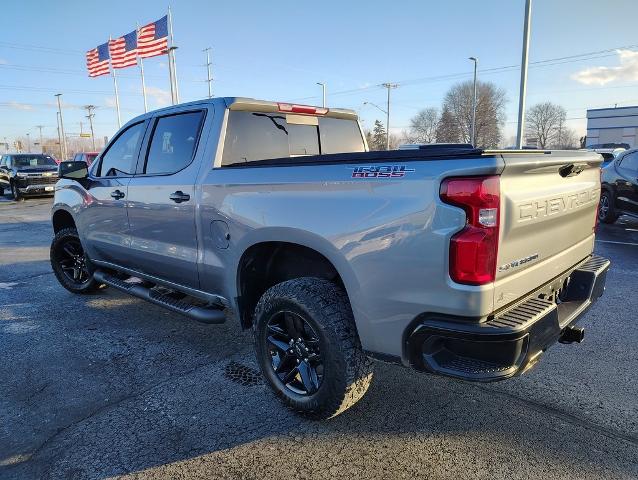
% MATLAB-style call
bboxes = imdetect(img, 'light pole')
[469,57,478,146]
[316,82,326,108]
[204,47,213,98]
[55,94,67,159]
[516,0,532,149]
[35,125,44,153]
[381,83,398,150]
[85,105,96,151]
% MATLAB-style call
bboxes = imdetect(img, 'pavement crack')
[475,384,638,447]
[25,359,221,466]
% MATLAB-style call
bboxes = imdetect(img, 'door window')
[144,111,204,175]
[98,122,145,177]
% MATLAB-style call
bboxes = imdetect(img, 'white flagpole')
[108,37,122,128]
[167,7,179,104]
[112,68,122,128]
[136,23,148,113]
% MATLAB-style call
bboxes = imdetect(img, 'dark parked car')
[599,149,638,223]
[0,153,59,200]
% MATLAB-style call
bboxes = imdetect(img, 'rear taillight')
[440,176,500,285]
[277,103,328,115]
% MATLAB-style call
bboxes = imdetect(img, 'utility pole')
[382,83,398,150]
[35,125,44,153]
[204,47,213,98]
[56,112,62,159]
[55,94,67,159]
[316,82,326,108]
[516,0,532,149]
[469,57,478,146]
[85,105,96,151]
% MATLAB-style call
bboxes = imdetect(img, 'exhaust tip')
[559,326,585,344]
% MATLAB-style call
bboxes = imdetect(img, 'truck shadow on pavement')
[2,281,637,479]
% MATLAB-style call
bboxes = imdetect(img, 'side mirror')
[59,161,89,180]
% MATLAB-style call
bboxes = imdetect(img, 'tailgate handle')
[559,163,585,177]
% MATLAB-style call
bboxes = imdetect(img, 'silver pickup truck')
[51,97,610,418]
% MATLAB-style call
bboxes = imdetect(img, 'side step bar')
[93,270,226,324]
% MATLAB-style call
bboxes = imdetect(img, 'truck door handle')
[169,191,190,203]
[110,189,125,199]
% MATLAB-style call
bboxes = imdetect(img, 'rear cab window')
[144,111,205,175]
[221,110,364,166]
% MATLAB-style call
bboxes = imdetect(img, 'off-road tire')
[254,277,373,419]
[11,181,23,201]
[50,227,101,294]
[598,190,618,224]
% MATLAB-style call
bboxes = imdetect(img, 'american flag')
[137,15,169,59]
[109,31,138,69]
[86,43,110,77]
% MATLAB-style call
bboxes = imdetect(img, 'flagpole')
[112,68,122,128]
[137,23,148,113]
[167,6,179,104]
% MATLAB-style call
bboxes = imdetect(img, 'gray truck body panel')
[53,98,603,363]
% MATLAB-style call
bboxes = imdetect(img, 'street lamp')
[316,82,326,108]
[469,57,478,146]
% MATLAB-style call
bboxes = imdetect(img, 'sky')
[2,0,638,149]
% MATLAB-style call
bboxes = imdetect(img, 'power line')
[291,44,638,102]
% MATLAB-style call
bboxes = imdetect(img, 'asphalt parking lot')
[1,196,637,480]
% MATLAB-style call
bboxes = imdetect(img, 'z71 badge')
[349,165,415,178]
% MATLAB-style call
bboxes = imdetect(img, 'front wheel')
[253,277,373,419]
[598,190,618,224]
[50,227,101,294]
[11,182,23,201]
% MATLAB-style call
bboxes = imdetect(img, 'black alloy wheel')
[54,237,91,285]
[598,190,618,224]
[266,310,323,395]
[50,227,101,294]
[253,277,373,419]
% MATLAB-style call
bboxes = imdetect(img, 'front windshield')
[13,155,57,167]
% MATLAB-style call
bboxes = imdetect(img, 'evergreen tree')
[370,120,387,151]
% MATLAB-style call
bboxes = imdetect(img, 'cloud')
[158,62,168,69]
[0,59,7,65]
[572,49,638,86]
[7,101,32,111]
[146,86,171,107]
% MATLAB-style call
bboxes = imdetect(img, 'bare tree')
[404,107,439,144]
[525,102,567,149]
[436,80,506,148]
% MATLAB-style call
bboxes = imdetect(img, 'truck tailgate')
[493,151,602,310]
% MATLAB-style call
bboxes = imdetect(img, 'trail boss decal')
[349,165,415,179]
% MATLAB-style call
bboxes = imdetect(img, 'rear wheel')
[598,190,618,224]
[50,227,101,294]
[254,277,373,419]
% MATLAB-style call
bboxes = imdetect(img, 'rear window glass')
[221,111,364,166]
[318,117,365,155]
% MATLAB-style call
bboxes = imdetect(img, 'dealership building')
[586,106,638,148]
